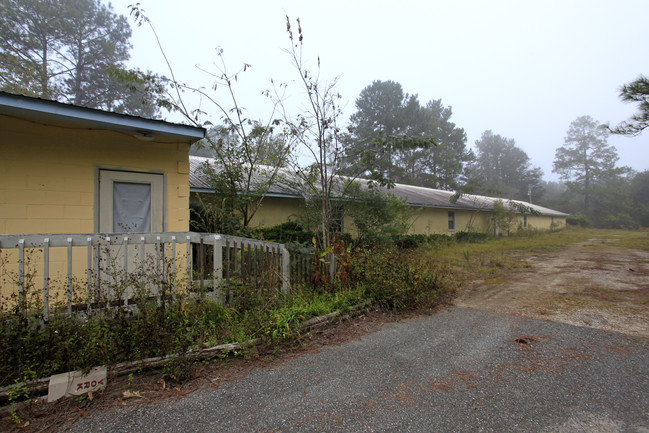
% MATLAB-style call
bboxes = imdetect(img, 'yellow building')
[0,92,565,313]
[0,92,205,311]
[0,92,205,235]
[189,156,568,236]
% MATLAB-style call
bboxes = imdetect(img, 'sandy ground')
[454,237,649,338]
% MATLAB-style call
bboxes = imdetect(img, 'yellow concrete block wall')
[235,195,564,237]
[408,208,492,235]
[526,214,566,230]
[1,115,190,235]
[245,196,306,229]
[0,244,191,310]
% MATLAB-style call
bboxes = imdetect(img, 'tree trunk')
[73,40,84,105]
[584,148,590,215]
[40,43,49,99]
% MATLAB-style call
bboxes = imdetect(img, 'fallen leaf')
[122,390,143,399]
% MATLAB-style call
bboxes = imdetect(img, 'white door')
[98,170,164,233]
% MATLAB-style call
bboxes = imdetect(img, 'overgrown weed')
[0,273,366,387]
[2,227,644,389]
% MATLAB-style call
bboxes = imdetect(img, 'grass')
[608,230,649,251]
[417,227,649,291]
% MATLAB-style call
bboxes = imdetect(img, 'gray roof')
[0,91,205,141]
[189,156,297,197]
[189,155,568,217]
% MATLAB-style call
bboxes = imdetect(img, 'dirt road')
[454,236,649,337]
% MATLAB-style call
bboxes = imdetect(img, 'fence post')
[94,239,100,305]
[104,236,111,310]
[86,236,92,314]
[18,239,25,312]
[211,235,223,302]
[186,235,192,292]
[171,236,177,294]
[156,236,162,302]
[67,237,73,315]
[123,236,129,308]
[43,238,50,323]
[281,246,290,294]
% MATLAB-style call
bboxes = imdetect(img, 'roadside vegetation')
[3,225,647,395]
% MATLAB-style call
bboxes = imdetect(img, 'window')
[448,211,455,232]
[524,215,528,229]
[98,170,164,233]
[113,182,152,232]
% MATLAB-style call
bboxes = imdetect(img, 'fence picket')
[123,236,129,307]
[171,236,177,292]
[253,245,259,288]
[186,235,192,291]
[225,239,230,286]
[43,238,49,322]
[67,238,73,315]
[86,237,92,314]
[212,235,223,299]
[18,239,25,311]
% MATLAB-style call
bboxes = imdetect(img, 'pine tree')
[553,116,620,215]
[465,130,544,201]
[0,0,161,117]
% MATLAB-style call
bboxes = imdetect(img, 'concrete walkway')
[67,307,649,432]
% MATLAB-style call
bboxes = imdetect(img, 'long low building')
[188,156,568,236]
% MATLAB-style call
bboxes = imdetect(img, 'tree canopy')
[464,130,544,202]
[553,116,623,216]
[609,75,649,137]
[344,80,469,189]
[192,123,291,232]
[344,80,428,182]
[0,0,162,117]
[630,170,649,226]
[399,99,471,190]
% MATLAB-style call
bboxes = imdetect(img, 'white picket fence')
[0,232,290,321]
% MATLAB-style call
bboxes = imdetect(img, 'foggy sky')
[110,0,649,181]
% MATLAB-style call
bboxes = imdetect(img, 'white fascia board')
[0,92,205,140]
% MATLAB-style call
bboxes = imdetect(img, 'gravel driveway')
[67,307,649,432]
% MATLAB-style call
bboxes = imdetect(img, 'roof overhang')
[0,92,205,141]
[187,157,570,218]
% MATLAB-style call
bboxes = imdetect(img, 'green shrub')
[566,214,592,227]
[393,234,454,249]
[598,213,638,229]
[349,247,446,310]
[346,186,413,249]
[255,221,315,245]
[0,297,233,387]
[393,234,428,249]
[455,231,489,243]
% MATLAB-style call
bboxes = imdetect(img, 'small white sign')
[48,366,107,403]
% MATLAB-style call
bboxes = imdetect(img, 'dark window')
[448,211,455,232]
